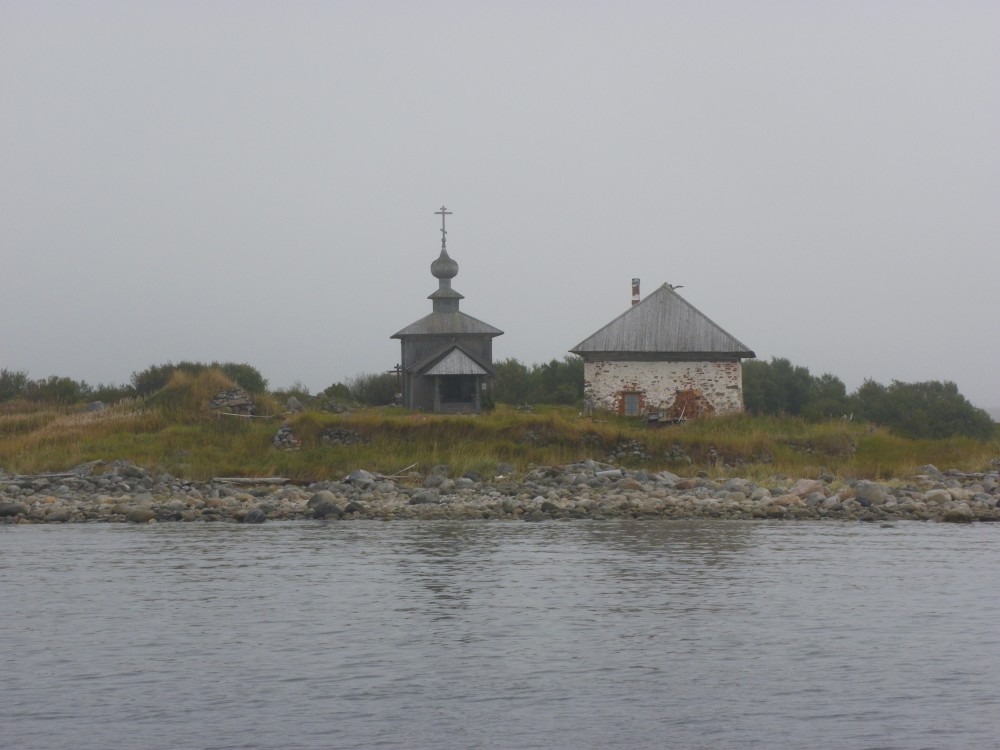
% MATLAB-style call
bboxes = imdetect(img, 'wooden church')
[391,207,503,413]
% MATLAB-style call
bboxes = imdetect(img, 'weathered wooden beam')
[212,477,290,485]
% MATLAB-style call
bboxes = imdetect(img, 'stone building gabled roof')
[570,283,755,359]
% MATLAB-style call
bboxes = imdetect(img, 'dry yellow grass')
[0,372,996,481]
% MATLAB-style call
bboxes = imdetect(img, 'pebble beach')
[2,459,998,524]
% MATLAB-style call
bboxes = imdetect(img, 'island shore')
[2,459,998,524]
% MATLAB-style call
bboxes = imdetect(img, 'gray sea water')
[3,520,998,750]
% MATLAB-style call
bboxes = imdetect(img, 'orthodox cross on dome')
[434,205,452,251]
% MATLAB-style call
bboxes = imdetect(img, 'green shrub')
[323,382,352,401]
[24,376,84,405]
[852,380,994,440]
[349,372,398,406]
[218,363,268,393]
[493,356,583,406]
[132,361,267,396]
[0,369,30,401]
[744,358,989,440]
[744,358,820,416]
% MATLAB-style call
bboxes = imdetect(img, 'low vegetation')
[743,358,995,440]
[0,369,995,483]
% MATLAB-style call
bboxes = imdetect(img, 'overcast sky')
[3,2,998,408]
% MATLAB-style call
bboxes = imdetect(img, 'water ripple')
[2,520,999,749]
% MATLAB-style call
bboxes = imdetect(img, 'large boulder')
[423,473,446,488]
[853,480,886,506]
[125,508,156,523]
[308,490,343,519]
[0,502,28,517]
[942,504,973,523]
[112,460,150,480]
[653,471,681,484]
[790,479,825,498]
[409,489,439,505]
[346,470,375,490]
[242,508,267,524]
[311,499,343,519]
[722,478,755,495]
[924,489,952,505]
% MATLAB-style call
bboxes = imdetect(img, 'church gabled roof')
[422,347,490,376]
[570,283,754,358]
[408,343,494,376]
[392,311,503,339]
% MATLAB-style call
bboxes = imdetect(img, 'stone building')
[570,279,755,417]
[391,208,503,413]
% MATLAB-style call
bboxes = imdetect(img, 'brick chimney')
[631,278,640,306]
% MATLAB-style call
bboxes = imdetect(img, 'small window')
[623,392,642,417]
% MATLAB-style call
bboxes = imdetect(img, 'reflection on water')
[3,521,999,750]
[584,518,754,557]
[394,522,505,620]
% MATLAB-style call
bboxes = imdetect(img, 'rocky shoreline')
[1,459,999,525]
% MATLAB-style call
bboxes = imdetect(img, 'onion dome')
[431,248,459,280]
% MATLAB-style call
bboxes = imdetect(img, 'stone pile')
[604,439,648,463]
[272,424,302,450]
[321,428,367,447]
[665,443,692,464]
[1,461,998,525]
[209,389,254,415]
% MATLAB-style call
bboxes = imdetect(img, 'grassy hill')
[1,370,996,482]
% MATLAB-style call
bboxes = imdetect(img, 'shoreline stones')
[0,460,997,525]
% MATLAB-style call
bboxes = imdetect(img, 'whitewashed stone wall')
[583,360,745,415]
